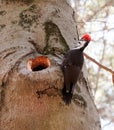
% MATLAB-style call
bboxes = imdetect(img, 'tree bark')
[0,0,101,130]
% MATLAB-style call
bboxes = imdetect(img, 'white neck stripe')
[71,40,86,50]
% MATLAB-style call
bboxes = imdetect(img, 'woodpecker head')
[78,34,91,51]
[81,34,91,42]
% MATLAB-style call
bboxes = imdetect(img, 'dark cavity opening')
[27,56,51,71]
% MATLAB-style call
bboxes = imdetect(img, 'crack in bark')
[78,72,91,94]
[2,50,17,59]
[0,47,20,59]
[0,88,5,111]
[73,93,87,108]
[36,86,61,98]
[33,68,62,97]
[0,46,33,59]
[28,38,43,54]
[72,10,79,41]
[1,0,34,5]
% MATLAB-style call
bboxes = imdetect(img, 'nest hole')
[27,56,51,71]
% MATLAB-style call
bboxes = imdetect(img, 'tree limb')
[83,52,114,84]
[83,52,114,74]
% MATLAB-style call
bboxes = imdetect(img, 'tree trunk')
[0,0,101,130]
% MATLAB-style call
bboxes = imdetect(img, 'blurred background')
[68,0,114,129]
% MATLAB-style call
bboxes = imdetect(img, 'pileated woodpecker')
[61,34,91,104]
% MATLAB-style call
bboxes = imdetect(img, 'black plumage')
[61,34,91,104]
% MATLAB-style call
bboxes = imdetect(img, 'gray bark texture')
[0,0,101,130]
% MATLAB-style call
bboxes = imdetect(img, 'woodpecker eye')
[27,56,51,71]
[78,41,81,45]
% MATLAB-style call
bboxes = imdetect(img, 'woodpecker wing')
[61,49,84,104]
[63,64,81,92]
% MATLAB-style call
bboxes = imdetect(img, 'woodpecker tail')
[62,83,74,105]
[62,89,73,105]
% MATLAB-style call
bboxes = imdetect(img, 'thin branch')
[83,52,114,74]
